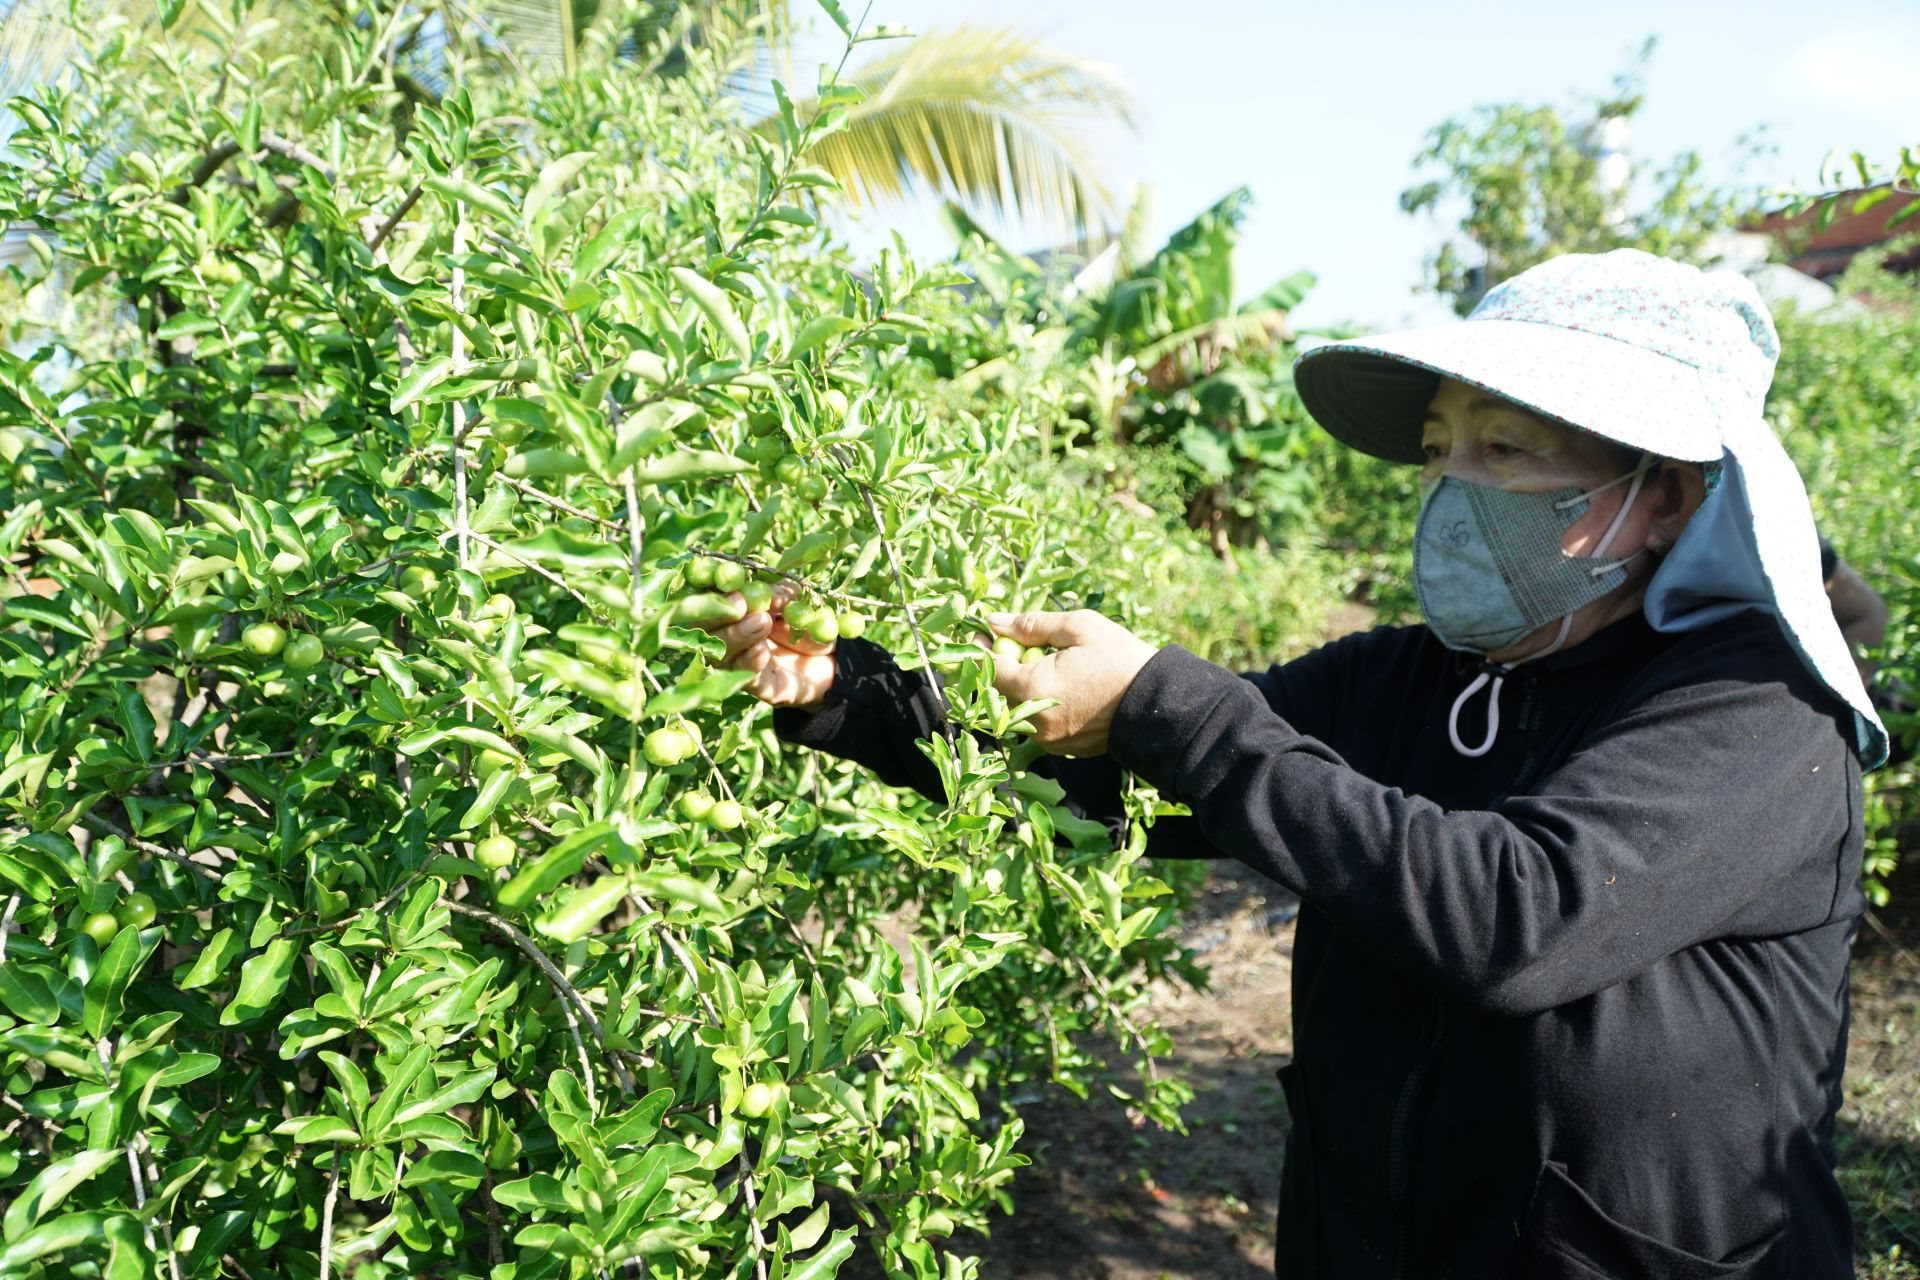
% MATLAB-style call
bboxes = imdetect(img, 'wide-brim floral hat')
[1292,249,1888,767]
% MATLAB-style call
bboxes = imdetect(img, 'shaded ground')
[967,854,1920,1279]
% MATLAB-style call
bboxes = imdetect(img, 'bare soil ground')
[964,854,1920,1279]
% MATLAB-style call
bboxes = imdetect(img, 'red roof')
[1746,187,1920,280]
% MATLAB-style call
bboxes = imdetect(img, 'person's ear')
[1644,461,1707,551]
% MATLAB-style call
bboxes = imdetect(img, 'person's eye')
[1421,442,1444,462]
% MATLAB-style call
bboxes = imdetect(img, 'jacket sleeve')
[770,639,1224,858]
[1108,643,1859,1016]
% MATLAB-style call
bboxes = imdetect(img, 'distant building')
[1745,187,1920,283]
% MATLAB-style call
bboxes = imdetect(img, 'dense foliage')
[1768,249,1920,900]
[0,4,1311,1277]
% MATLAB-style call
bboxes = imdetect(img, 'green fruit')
[399,566,439,598]
[835,610,866,640]
[243,622,287,657]
[678,791,717,822]
[115,892,157,929]
[743,436,785,463]
[643,727,697,767]
[782,600,818,631]
[712,560,748,593]
[479,593,515,620]
[491,415,529,447]
[706,799,745,831]
[739,581,774,614]
[740,1081,783,1118]
[81,912,119,946]
[804,611,839,645]
[747,410,781,437]
[478,747,517,775]
[684,557,717,589]
[773,454,808,486]
[992,636,1024,664]
[285,634,325,670]
[820,388,850,418]
[796,474,829,502]
[474,835,518,869]
[1021,646,1047,665]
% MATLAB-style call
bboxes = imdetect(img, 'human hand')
[988,609,1159,756]
[704,580,837,710]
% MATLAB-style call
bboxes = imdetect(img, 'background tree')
[1399,41,1761,315]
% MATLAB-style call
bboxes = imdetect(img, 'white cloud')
[1772,19,1920,118]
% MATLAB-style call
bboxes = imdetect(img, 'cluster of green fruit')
[240,621,326,671]
[672,555,866,648]
[990,634,1048,669]
[77,890,159,947]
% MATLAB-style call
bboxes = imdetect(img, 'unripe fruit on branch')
[474,835,518,869]
[678,791,717,822]
[706,799,745,831]
[739,581,774,614]
[115,892,158,929]
[81,912,119,946]
[712,560,748,593]
[683,557,717,589]
[643,727,697,767]
[740,1081,785,1118]
[285,634,326,670]
[243,623,287,657]
[835,610,866,640]
[399,566,439,598]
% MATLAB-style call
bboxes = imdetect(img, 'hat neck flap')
[1643,396,1888,767]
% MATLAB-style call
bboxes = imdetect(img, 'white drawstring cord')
[1448,670,1503,757]
[1447,460,1651,760]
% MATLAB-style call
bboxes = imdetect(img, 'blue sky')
[804,0,1920,331]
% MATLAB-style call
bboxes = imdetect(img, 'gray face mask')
[1414,460,1656,759]
[1413,461,1654,656]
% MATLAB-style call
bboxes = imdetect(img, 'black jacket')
[775,611,1864,1279]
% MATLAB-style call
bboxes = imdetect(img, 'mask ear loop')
[1448,456,1654,759]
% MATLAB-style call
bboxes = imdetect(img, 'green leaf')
[421,173,517,223]
[220,938,298,1026]
[459,766,514,831]
[0,964,61,1024]
[787,1227,858,1280]
[0,1211,115,1268]
[495,822,618,912]
[524,151,596,229]
[632,450,754,487]
[790,314,859,359]
[2,1150,121,1241]
[83,924,154,1039]
[534,875,631,943]
[178,928,243,990]
[503,527,627,569]
[669,267,753,362]
[814,0,854,37]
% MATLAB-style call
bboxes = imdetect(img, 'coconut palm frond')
[0,0,80,111]
[791,26,1136,237]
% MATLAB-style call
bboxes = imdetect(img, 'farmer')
[707,250,1886,1277]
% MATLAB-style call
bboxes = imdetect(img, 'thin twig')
[442,900,641,1100]
[369,183,423,252]
[318,1153,341,1280]
[0,894,17,966]
[497,473,620,529]
[852,474,946,719]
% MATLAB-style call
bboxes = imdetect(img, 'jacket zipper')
[1386,1000,1448,1280]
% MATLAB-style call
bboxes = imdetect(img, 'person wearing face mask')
[699,249,1886,1278]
